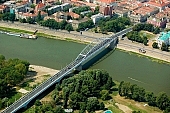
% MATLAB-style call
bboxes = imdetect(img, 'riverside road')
[0,21,169,62]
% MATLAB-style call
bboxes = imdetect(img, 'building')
[113,6,129,17]
[147,7,170,27]
[0,5,10,13]
[17,10,47,20]
[95,0,116,6]
[47,5,61,15]
[147,16,167,27]
[80,10,92,15]
[129,5,159,22]
[60,3,70,10]
[157,31,170,47]
[35,1,45,12]
[146,0,170,11]
[91,13,104,24]
[117,0,143,11]
[68,11,80,19]
[68,17,90,29]
[44,12,68,22]
[69,0,97,9]
[100,5,113,16]
[166,22,170,28]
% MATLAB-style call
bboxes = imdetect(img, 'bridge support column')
[108,39,118,49]
[75,64,82,71]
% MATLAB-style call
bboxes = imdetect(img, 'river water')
[0,34,170,95]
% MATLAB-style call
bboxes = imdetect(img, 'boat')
[20,34,37,39]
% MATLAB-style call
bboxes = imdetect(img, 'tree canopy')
[118,81,170,111]
[97,17,131,33]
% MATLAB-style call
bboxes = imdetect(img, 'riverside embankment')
[0,21,169,63]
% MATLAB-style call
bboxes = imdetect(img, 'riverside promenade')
[0,21,169,63]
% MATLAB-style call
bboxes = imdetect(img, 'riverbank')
[0,21,169,63]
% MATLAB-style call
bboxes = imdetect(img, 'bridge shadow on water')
[16,47,115,113]
[82,48,115,70]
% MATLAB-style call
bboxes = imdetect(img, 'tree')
[9,13,15,22]
[55,84,61,91]
[161,43,169,51]
[69,92,80,109]
[131,85,146,102]
[30,4,36,9]
[156,92,169,110]
[2,13,10,21]
[152,42,158,49]
[34,99,41,106]
[65,24,73,32]
[19,18,27,23]
[105,76,112,90]
[36,11,42,23]
[145,92,156,106]
[54,106,65,113]
[94,6,99,14]
[59,20,67,30]
[118,81,124,96]
[80,102,86,111]
[153,27,160,34]
[100,90,109,100]
[0,54,5,61]
[27,17,34,24]
[143,36,148,46]
[86,97,99,112]
[99,102,105,110]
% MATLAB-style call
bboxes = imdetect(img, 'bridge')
[1,27,132,113]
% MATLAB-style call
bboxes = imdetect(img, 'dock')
[0,30,38,39]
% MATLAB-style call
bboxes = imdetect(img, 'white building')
[80,10,92,15]
[91,13,104,24]
[60,3,70,10]
[157,31,170,47]
[48,5,61,15]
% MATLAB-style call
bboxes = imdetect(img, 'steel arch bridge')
[1,27,132,113]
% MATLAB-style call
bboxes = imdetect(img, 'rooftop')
[159,31,170,41]
[100,0,116,4]
[147,0,170,7]
[133,6,158,16]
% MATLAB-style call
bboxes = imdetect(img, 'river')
[0,34,170,95]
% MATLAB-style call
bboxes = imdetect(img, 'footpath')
[0,21,169,63]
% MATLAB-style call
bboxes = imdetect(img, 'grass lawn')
[139,30,156,39]
[113,95,162,113]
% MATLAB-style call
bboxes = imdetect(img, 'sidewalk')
[118,38,170,63]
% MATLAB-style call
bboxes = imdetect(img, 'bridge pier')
[75,64,82,71]
[108,38,118,49]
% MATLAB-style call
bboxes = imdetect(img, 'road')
[118,38,170,62]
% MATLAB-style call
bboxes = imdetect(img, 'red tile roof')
[35,2,45,11]
[22,11,47,17]
[100,0,116,4]
[133,6,157,16]
[69,12,80,18]
[0,5,6,10]
[147,0,170,7]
